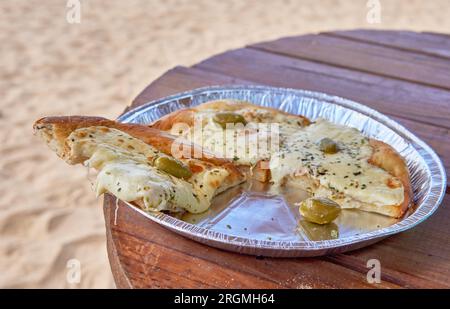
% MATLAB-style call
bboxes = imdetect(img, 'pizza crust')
[35,116,231,164]
[367,139,412,218]
[150,99,310,131]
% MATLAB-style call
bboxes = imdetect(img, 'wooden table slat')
[327,30,450,59]
[251,34,450,90]
[132,66,253,107]
[116,231,281,288]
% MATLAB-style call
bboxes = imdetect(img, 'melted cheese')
[68,127,229,214]
[171,108,303,166]
[270,119,404,207]
[169,107,404,209]
[193,121,272,165]
[168,105,405,210]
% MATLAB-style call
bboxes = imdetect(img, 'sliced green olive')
[154,156,192,179]
[319,137,339,154]
[213,112,247,129]
[299,220,339,241]
[299,197,341,224]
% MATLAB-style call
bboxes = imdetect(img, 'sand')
[0,0,449,288]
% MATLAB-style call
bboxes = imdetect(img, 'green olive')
[319,137,339,154]
[213,112,247,129]
[154,156,192,179]
[299,197,341,224]
[299,220,339,241]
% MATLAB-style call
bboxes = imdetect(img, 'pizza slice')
[270,119,412,218]
[33,116,246,214]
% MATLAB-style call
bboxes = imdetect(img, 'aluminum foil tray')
[116,85,446,257]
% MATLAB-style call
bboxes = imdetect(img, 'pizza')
[150,100,412,218]
[34,100,412,220]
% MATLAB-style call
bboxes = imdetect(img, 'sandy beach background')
[0,0,449,288]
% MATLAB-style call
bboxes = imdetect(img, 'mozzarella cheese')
[170,108,302,166]
[169,108,404,210]
[270,119,404,207]
[67,127,229,214]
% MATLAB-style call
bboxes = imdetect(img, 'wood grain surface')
[104,30,450,288]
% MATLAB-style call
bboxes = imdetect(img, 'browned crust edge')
[150,99,311,131]
[368,139,412,218]
[33,116,245,188]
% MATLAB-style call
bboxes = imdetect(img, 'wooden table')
[104,30,450,288]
